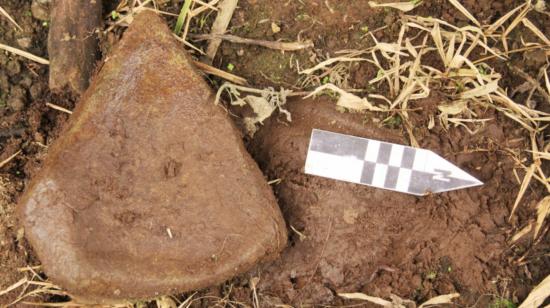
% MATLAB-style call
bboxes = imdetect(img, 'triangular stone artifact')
[18,11,287,304]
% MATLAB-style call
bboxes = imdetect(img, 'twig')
[0,43,49,65]
[205,0,239,61]
[173,34,206,55]
[193,60,247,85]
[195,33,314,51]
[0,150,22,169]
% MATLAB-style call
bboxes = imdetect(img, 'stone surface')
[19,10,287,303]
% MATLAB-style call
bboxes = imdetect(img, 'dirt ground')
[0,0,549,307]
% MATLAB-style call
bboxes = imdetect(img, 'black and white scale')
[305,129,483,196]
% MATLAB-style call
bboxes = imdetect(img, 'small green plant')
[361,25,369,33]
[41,21,48,27]
[110,10,120,20]
[226,63,235,72]
[198,14,210,30]
[455,81,464,92]
[490,298,516,308]
[425,270,437,281]
[174,0,193,35]
[477,65,487,75]
[383,115,402,129]
[295,13,310,21]
[321,76,330,84]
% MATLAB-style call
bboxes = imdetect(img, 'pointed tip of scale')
[423,150,484,195]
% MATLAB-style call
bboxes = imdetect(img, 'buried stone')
[18,11,287,303]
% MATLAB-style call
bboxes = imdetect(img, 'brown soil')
[249,97,547,306]
[0,0,549,306]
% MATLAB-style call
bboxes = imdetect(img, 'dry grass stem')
[518,274,550,308]
[0,43,50,65]
[509,164,536,221]
[0,150,22,169]
[535,196,550,239]
[194,33,313,51]
[367,1,420,12]
[447,0,481,26]
[46,103,73,114]
[511,223,533,243]
[339,292,460,307]
[521,18,550,46]
[193,60,247,85]
[0,6,23,31]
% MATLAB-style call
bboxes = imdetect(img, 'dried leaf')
[487,3,526,34]
[419,293,460,308]
[338,293,393,307]
[522,18,550,46]
[510,164,536,221]
[306,83,384,112]
[241,96,277,132]
[447,0,480,26]
[519,274,550,308]
[511,223,533,243]
[156,296,177,308]
[431,22,446,64]
[368,1,419,12]
[376,42,408,56]
[502,3,531,52]
[535,0,547,12]
[439,101,468,115]
[535,196,550,239]
[215,83,292,135]
[271,22,281,33]
[460,80,499,99]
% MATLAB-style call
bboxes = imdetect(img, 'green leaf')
[174,0,193,36]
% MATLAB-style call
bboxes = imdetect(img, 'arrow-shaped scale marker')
[305,129,483,196]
